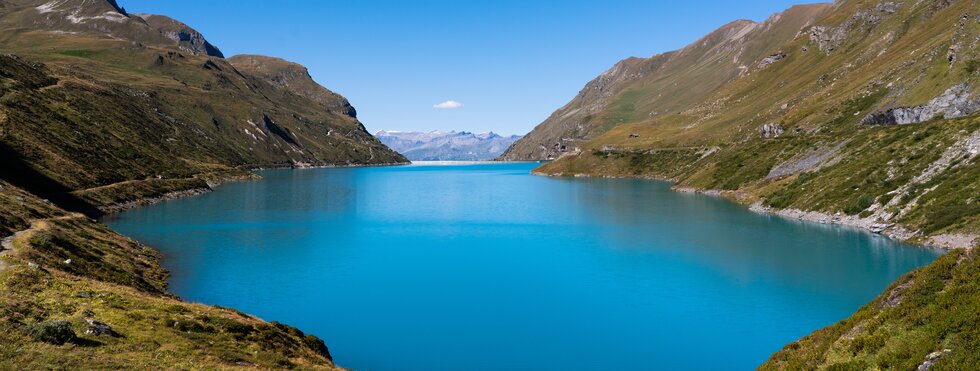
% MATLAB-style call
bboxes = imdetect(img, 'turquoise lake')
[105,162,941,370]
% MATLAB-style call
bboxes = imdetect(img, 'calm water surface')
[106,163,940,370]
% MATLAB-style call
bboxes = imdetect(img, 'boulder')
[761,123,785,138]
[84,318,120,337]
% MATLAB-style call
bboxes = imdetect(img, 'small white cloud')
[433,100,464,109]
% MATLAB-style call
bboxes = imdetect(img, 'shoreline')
[96,161,411,217]
[532,171,976,251]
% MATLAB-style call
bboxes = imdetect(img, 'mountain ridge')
[499,3,833,160]
[376,130,522,161]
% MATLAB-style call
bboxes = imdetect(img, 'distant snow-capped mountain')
[374,130,523,161]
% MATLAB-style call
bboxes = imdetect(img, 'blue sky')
[121,0,811,135]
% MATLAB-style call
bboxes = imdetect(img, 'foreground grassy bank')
[762,248,979,370]
[0,179,343,369]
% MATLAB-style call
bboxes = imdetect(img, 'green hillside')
[0,0,406,368]
[507,0,979,368]
[524,0,978,248]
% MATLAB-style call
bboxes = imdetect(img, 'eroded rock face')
[861,83,980,125]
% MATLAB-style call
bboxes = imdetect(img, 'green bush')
[24,320,76,345]
[845,194,875,215]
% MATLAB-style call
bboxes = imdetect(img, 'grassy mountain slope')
[511,0,979,368]
[0,1,405,214]
[0,0,403,368]
[500,4,831,160]
[529,0,978,248]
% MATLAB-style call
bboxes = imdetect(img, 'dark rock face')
[105,0,126,15]
[262,115,299,146]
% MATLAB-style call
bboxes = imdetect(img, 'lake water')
[105,162,940,370]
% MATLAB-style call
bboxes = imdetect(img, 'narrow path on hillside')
[0,213,85,271]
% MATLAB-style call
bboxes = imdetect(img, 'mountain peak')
[375,130,523,161]
[135,13,223,57]
[228,54,357,117]
[0,0,224,58]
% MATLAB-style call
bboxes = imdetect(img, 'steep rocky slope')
[375,130,522,161]
[500,4,832,160]
[0,0,402,368]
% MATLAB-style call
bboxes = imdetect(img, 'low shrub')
[24,320,76,345]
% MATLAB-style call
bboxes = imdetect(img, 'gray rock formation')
[757,51,787,70]
[917,349,951,371]
[760,123,785,138]
[809,2,900,54]
[861,83,980,125]
[375,130,523,161]
[83,318,119,337]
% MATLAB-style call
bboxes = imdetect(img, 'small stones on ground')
[27,261,40,269]
[917,349,952,371]
[84,318,119,337]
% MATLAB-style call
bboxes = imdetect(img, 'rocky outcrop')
[756,51,787,70]
[83,318,119,337]
[760,123,785,138]
[808,2,901,54]
[136,14,224,58]
[917,349,952,371]
[861,83,980,125]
